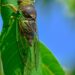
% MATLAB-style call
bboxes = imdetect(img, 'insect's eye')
[18,0,23,4]
[21,5,37,19]
[23,12,31,18]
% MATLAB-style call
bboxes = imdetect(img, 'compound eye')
[18,0,23,4]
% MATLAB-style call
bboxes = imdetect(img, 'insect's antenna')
[0,4,17,12]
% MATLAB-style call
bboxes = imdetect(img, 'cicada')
[1,0,39,74]
[18,0,37,46]
[17,0,39,73]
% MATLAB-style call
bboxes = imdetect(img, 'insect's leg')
[9,15,14,26]
[5,13,16,37]
[0,3,17,12]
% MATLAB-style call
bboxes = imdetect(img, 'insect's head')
[21,4,37,20]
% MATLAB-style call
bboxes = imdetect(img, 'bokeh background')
[0,0,75,71]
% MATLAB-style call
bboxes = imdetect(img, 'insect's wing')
[16,16,33,75]
[16,11,40,73]
[32,22,39,69]
[22,18,39,69]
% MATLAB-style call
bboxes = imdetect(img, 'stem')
[0,52,4,75]
[1,0,18,34]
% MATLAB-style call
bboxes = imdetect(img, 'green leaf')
[0,16,65,75]
[0,51,5,75]
[39,42,65,75]
[66,0,75,12]
[0,18,23,75]
[0,0,65,75]
[1,0,18,37]
[0,15,43,75]
[0,17,65,75]
[62,0,75,16]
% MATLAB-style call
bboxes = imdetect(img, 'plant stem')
[1,0,18,34]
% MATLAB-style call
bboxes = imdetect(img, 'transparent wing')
[18,15,39,70]
[16,15,32,75]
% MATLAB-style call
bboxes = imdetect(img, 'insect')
[18,0,37,46]
[1,0,39,74]
[17,0,39,74]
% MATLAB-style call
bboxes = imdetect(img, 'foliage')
[0,0,65,75]
[64,0,75,12]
